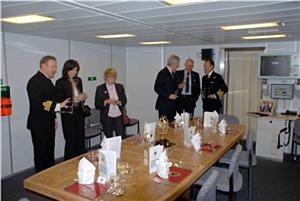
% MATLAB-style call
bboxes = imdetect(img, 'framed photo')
[258,99,276,116]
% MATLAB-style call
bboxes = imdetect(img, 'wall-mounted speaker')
[201,48,213,60]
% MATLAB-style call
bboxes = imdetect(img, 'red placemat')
[158,166,192,184]
[64,182,108,200]
[200,143,221,152]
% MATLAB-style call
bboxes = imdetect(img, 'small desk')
[248,113,298,161]
[24,125,245,201]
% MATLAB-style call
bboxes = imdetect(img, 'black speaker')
[201,48,213,60]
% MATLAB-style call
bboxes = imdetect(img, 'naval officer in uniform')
[201,58,228,113]
[27,55,70,172]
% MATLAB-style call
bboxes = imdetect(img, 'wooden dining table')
[24,124,245,201]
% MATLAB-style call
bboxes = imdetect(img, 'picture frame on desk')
[258,99,276,116]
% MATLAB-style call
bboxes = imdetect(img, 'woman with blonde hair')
[95,67,127,138]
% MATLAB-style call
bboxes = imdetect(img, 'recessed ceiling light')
[164,0,207,5]
[0,15,54,24]
[139,41,171,45]
[220,22,279,31]
[242,34,286,40]
[96,34,135,39]
[247,28,279,34]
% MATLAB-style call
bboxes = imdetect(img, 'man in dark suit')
[154,54,180,122]
[175,58,200,115]
[27,55,70,172]
[201,58,228,114]
[95,68,127,139]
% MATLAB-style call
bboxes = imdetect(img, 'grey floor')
[2,156,300,201]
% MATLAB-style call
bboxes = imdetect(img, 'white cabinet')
[256,118,285,161]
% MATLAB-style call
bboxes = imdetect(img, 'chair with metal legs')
[195,144,243,201]
[219,129,257,201]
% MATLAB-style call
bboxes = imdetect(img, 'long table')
[24,124,245,201]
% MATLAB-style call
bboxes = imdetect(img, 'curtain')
[227,50,263,139]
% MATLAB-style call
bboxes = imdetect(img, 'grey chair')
[125,118,140,135]
[195,170,219,201]
[88,108,103,132]
[195,144,243,201]
[219,114,239,124]
[84,108,103,150]
[219,129,257,201]
[291,118,300,160]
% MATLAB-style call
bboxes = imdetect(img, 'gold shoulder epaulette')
[216,89,224,98]
[43,100,53,111]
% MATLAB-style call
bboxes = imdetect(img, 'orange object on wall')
[1,85,12,116]
[1,97,12,116]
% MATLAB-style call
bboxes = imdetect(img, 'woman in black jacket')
[55,59,88,160]
[95,67,127,139]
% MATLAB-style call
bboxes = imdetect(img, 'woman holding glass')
[95,67,127,139]
[55,59,88,160]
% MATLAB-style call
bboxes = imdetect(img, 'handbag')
[82,105,91,117]
[122,107,130,125]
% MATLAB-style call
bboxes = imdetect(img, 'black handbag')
[82,105,91,117]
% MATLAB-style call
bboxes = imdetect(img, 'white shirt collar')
[207,70,214,78]
[106,83,115,88]
[185,70,191,75]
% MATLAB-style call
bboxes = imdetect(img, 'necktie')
[185,72,190,93]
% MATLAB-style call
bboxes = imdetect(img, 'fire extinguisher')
[1,85,12,116]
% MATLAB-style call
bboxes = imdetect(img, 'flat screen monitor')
[260,55,291,78]
[270,84,294,99]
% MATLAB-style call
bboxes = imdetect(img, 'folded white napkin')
[203,111,219,128]
[184,126,196,147]
[77,157,96,185]
[143,122,156,142]
[101,136,122,158]
[191,132,202,151]
[174,113,183,126]
[218,119,228,135]
[156,150,171,179]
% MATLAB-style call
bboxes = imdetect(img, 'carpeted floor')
[1,156,300,201]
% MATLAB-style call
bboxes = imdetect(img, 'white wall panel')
[112,46,127,86]
[126,47,163,127]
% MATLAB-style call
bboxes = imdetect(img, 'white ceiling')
[1,0,300,47]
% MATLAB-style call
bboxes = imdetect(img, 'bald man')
[175,58,200,115]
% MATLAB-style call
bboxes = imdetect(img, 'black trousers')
[202,99,221,114]
[177,95,196,115]
[61,107,85,161]
[102,115,125,139]
[158,104,176,123]
[30,128,55,173]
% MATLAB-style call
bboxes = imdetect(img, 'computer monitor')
[259,55,291,78]
[270,84,294,99]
